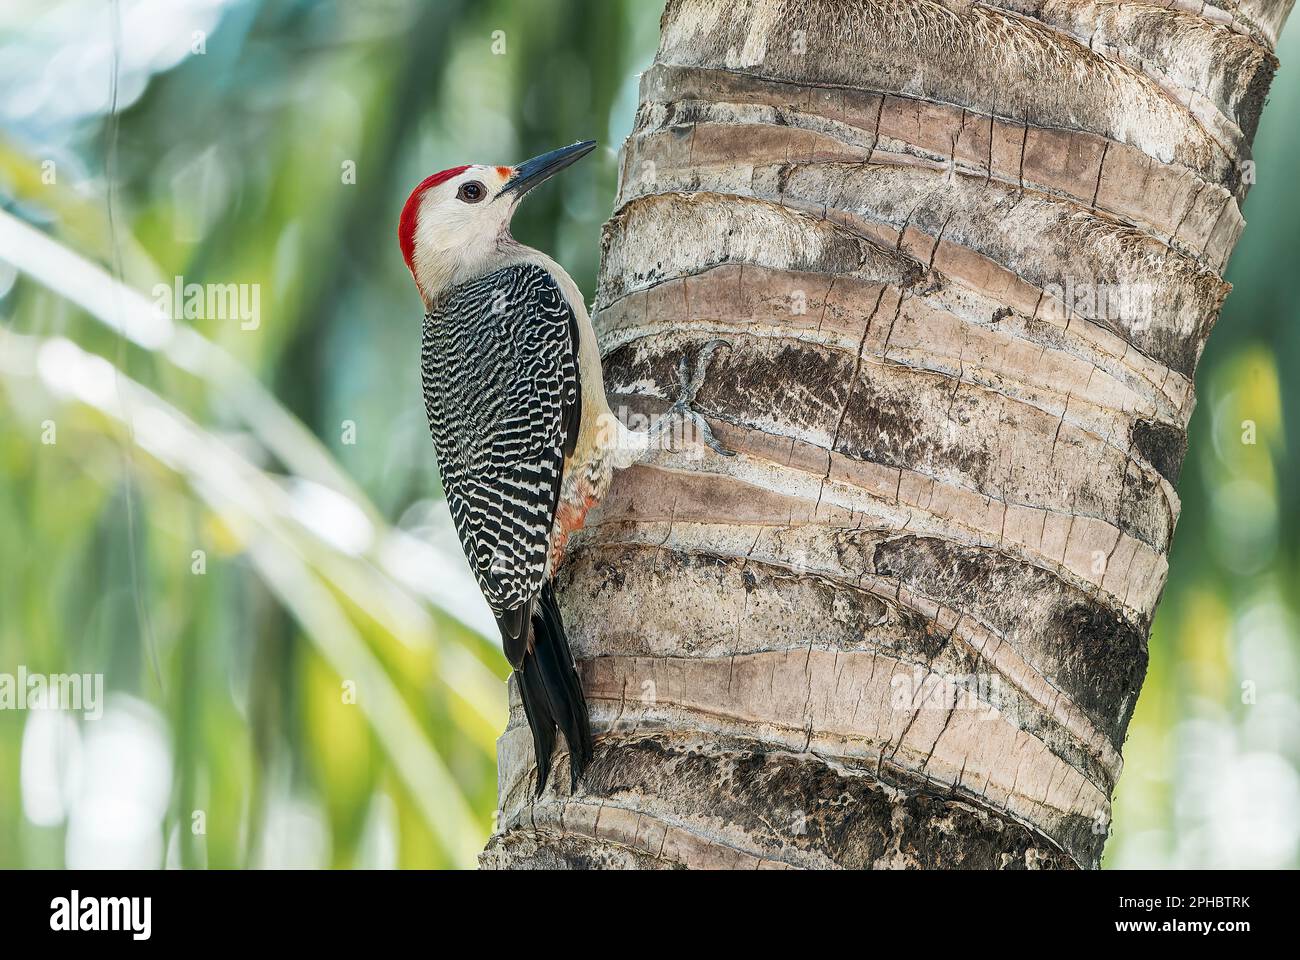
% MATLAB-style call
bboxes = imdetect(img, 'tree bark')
[482,0,1292,869]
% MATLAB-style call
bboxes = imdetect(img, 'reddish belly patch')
[550,486,600,571]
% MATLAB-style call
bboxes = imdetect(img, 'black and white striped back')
[420,262,581,623]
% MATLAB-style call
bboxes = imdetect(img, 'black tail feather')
[516,659,556,793]
[512,582,593,795]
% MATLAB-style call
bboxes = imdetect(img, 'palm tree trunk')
[482,0,1292,869]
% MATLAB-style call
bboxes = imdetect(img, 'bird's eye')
[457,181,485,203]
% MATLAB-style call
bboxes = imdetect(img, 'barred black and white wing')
[421,261,592,793]
[420,263,581,655]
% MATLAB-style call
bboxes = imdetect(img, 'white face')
[405,164,518,304]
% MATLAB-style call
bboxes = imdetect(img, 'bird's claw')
[666,339,736,458]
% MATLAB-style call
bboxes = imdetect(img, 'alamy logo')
[152,275,261,330]
[1040,277,1155,329]
[0,666,102,718]
[50,891,151,940]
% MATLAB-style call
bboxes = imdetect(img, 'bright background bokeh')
[1105,21,1300,868]
[0,0,1294,869]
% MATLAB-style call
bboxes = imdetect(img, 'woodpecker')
[400,140,730,794]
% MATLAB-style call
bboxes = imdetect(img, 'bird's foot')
[664,339,735,458]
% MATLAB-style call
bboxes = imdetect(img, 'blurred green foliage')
[0,0,1295,869]
[0,0,661,869]
[1106,24,1300,869]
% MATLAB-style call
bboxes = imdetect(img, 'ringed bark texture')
[482,0,1292,869]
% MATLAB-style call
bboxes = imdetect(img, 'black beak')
[498,140,597,199]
